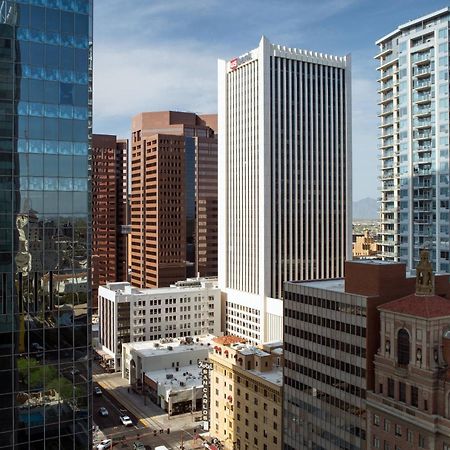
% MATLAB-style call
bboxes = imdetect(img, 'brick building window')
[397,329,410,365]
[411,386,418,407]
[388,378,395,398]
[407,430,413,443]
[399,382,406,402]
[419,434,426,448]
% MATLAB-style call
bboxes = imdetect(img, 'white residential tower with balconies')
[377,8,450,272]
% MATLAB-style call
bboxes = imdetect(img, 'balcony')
[382,205,398,213]
[413,107,432,117]
[378,81,394,93]
[381,150,395,159]
[413,119,432,128]
[414,131,433,140]
[414,229,434,237]
[379,118,394,128]
[416,143,432,150]
[412,51,433,65]
[379,106,394,116]
[378,54,399,71]
[378,94,395,106]
[375,44,393,59]
[413,93,432,104]
[411,35,434,48]
[413,65,433,77]
[413,80,433,91]
[380,128,395,138]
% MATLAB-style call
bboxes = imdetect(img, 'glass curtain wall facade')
[377,8,450,272]
[0,0,92,448]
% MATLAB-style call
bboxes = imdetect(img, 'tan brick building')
[130,111,217,288]
[209,336,283,450]
[353,229,380,258]
[367,250,450,449]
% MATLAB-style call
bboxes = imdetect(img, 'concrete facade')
[121,335,214,385]
[218,37,352,344]
[98,278,221,369]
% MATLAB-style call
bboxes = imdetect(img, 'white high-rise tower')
[218,37,352,343]
[376,8,450,273]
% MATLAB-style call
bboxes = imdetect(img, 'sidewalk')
[92,424,107,447]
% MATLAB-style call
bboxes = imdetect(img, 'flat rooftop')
[376,7,450,44]
[248,365,283,387]
[123,335,215,358]
[145,364,203,393]
[103,278,218,296]
[287,279,345,293]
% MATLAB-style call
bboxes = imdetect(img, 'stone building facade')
[367,251,450,449]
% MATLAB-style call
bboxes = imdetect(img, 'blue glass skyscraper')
[0,0,92,448]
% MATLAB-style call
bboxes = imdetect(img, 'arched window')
[398,329,410,365]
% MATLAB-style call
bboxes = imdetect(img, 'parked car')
[98,407,109,417]
[119,414,132,426]
[94,386,102,396]
[133,442,146,450]
[96,439,112,450]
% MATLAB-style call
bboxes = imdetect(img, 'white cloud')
[92,0,380,200]
[93,41,220,136]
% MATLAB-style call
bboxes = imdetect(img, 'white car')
[96,439,112,450]
[120,414,132,426]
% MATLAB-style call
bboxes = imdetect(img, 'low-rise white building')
[121,334,214,383]
[98,278,221,369]
[143,364,204,416]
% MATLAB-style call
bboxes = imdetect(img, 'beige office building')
[209,336,283,450]
[353,229,380,258]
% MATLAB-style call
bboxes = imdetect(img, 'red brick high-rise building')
[130,111,217,288]
[91,134,129,307]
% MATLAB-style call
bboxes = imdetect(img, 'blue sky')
[93,0,449,201]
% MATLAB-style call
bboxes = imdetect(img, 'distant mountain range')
[353,197,379,220]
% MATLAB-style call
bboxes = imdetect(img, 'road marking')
[96,378,164,430]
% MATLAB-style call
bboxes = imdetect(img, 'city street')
[92,366,207,450]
